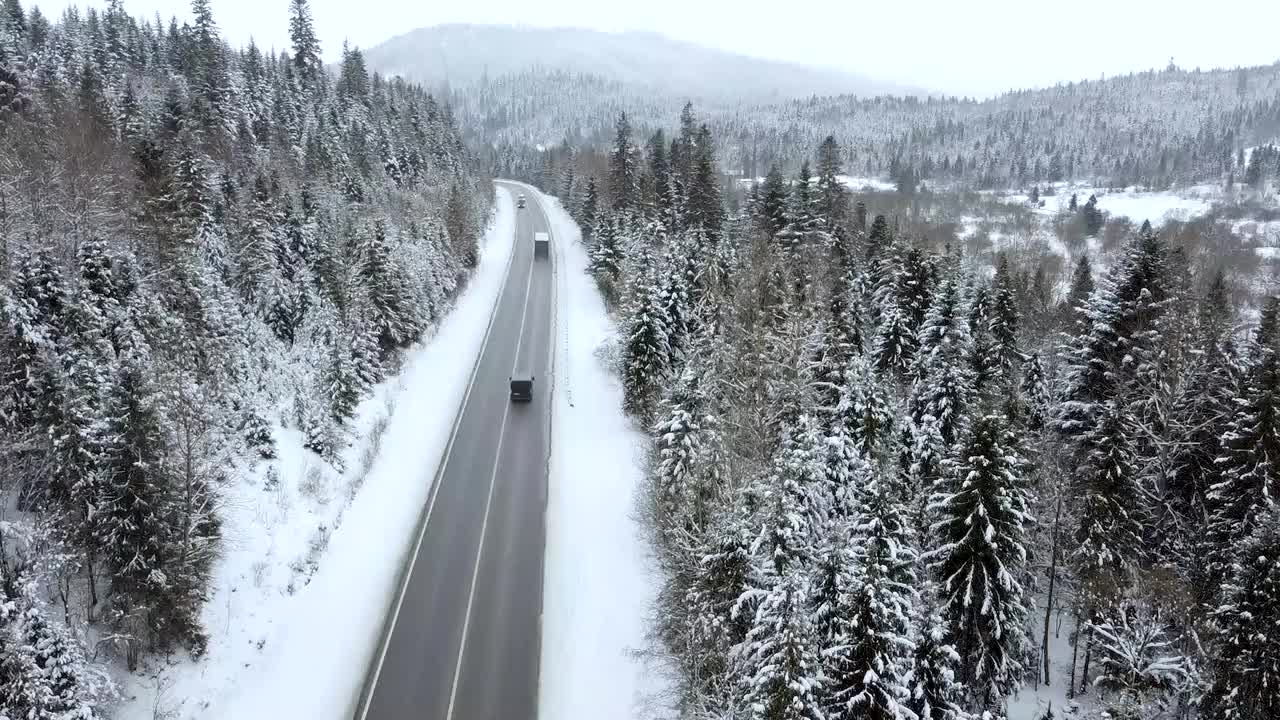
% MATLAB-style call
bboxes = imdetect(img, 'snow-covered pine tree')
[926,413,1033,707]
[101,347,205,669]
[679,496,754,703]
[814,135,848,230]
[686,124,725,238]
[968,284,999,397]
[913,273,975,448]
[1164,271,1238,576]
[1019,353,1050,432]
[737,569,825,720]
[822,473,918,720]
[588,212,622,300]
[731,415,829,719]
[1071,402,1145,618]
[652,350,722,540]
[908,600,967,720]
[358,219,420,356]
[621,252,670,419]
[609,111,639,212]
[578,176,599,241]
[1060,253,1094,334]
[990,255,1021,380]
[1203,507,1280,720]
[1204,296,1280,600]
[874,244,923,381]
[756,165,789,237]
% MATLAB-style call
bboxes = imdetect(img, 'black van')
[509,375,534,402]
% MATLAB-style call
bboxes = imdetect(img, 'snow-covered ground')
[1005,601,1094,720]
[838,174,897,192]
[995,184,1216,226]
[523,184,665,720]
[115,190,518,719]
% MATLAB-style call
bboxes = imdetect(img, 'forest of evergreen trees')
[459,63,1280,192]
[546,107,1280,720]
[0,0,487,714]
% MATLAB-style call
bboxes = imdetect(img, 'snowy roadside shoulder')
[529,186,666,720]
[116,188,517,720]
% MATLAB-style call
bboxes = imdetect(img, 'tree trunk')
[1080,622,1094,696]
[1043,493,1063,685]
[86,549,98,621]
[1068,605,1081,700]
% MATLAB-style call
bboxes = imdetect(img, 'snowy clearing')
[526,184,666,720]
[837,174,897,192]
[994,184,1215,226]
[115,189,517,720]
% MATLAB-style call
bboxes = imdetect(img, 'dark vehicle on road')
[509,374,534,402]
[517,194,526,209]
[534,231,549,260]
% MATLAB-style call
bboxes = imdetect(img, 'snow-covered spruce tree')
[621,251,670,419]
[926,413,1033,707]
[1019,353,1050,433]
[989,255,1021,381]
[1203,507,1280,720]
[578,176,599,241]
[0,588,111,719]
[814,135,848,230]
[358,219,420,357]
[968,284,999,397]
[908,600,967,720]
[913,273,975,448]
[1070,402,1145,618]
[685,124,725,238]
[652,349,722,541]
[737,569,825,720]
[1204,296,1280,600]
[101,348,208,669]
[1059,253,1094,334]
[609,111,639,211]
[589,213,623,301]
[821,473,918,720]
[874,248,921,381]
[728,415,829,720]
[1056,226,1169,608]
[756,165,789,237]
[1164,272,1238,580]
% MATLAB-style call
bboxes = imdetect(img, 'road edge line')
[351,184,520,720]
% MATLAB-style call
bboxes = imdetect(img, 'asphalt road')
[357,182,553,720]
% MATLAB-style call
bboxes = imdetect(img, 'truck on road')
[534,232,549,260]
[509,374,534,402]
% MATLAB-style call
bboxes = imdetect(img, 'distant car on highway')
[517,194,527,209]
[509,374,534,402]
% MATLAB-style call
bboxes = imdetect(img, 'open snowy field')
[527,184,667,720]
[993,184,1218,226]
[114,190,517,720]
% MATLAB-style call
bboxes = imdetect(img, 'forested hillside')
[444,61,1280,190]
[543,110,1280,719]
[362,25,918,105]
[0,0,487,714]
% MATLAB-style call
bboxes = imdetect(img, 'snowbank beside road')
[528,185,663,720]
[116,188,517,720]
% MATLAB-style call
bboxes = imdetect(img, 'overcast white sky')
[63,0,1280,97]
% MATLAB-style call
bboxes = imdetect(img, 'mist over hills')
[361,24,925,103]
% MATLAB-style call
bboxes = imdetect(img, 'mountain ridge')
[361,23,928,102]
